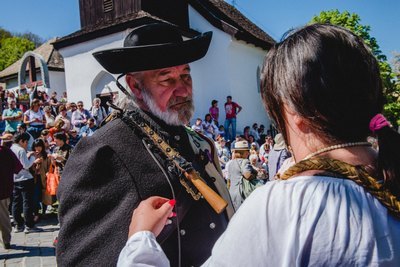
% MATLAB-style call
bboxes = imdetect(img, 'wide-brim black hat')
[93,23,212,74]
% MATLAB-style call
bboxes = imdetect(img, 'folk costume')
[57,23,234,267]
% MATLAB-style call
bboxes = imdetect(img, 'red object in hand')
[168,199,176,206]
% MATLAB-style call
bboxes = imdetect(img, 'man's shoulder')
[85,118,142,145]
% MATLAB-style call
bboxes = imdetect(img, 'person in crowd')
[243,126,251,141]
[202,113,218,140]
[49,119,66,143]
[224,95,242,141]
[23,98,46,139]
[43,106,55,129]
[31,87,46,104]
[209,99,219,125]
[216,125,225,140]
[257,124,266,145]
[90,97,108,127]
[56,22,233,267]
[191,118,203,133]
[0,133,14,148]
[11,132,42,233]
[0,143,22,249]
[65,102,76,119]
[259,135,273,167]
[6,91,17,105]
[117,24,400,266]
[224,140,258,211]
[38,130,51,154]
[31,139,51,220]
[250,123,260,142]
[51,132,72,177]
[17,123,34,152]
[71,101,91,131]
[249,153,267,181]
[67,129,81,148]
[248,135,259,151]
[267,133,291,180]
[2,98,23,134]
[79,118,97,138]
[49,92,60,116]
[215,136,231,169]
[60,91,68,104]
[230,135,244,151]
[249,141,259,154]
[0,90,6,133]
[55,104,72,131]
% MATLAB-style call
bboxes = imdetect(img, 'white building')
[54,0,276,134]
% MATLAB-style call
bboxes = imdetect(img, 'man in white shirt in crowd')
[10,133,42,233]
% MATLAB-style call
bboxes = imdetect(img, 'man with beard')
[56,23,234,267]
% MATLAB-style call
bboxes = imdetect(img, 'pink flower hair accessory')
[369,114,390,132]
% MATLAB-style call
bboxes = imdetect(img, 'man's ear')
[126,74,143,100]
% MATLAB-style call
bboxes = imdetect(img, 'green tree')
[0,37,35,71]
[15,31,44,47]
[0,27,12,40]
[310,10,400,126]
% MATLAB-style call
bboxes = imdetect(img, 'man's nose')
[173,80,191,98]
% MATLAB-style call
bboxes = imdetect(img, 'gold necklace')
[303,142,371,160]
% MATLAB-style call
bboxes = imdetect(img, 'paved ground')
[0,216,59,267]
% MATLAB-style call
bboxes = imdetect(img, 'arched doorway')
[18,51,50,88]
[91,71,119,112]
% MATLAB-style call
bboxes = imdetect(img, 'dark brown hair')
[260,23,400,196]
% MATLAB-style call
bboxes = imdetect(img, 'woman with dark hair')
[24,98,46,139]
[209,99,219,126]
[202,113,218,140]
[242,126,251,142]
[31,139,51,219]
[51,132,71,177]
[116,24,400,266]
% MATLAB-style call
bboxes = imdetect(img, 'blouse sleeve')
[117,231,170,267]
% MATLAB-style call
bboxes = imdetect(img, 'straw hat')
[273,133,286,150]
[232,140,250,151]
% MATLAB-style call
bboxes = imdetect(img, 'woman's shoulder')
[248,175,379,209]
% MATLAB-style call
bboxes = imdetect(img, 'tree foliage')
[15,31,44,47]
[0,27,40,72]
[0,37,35,71]
[0,27,12,40]
[310,10,400,126]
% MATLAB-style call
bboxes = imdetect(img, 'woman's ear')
[126,74,143,101]
[285,106,309,134]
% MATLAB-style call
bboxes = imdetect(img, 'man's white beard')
[141,89,194,126]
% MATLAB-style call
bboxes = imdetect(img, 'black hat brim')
[93,31,212,74]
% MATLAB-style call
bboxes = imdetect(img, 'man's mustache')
[168,98,193,108]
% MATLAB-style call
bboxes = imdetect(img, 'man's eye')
[181,74,192,81]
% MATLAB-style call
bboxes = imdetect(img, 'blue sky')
[0,0,398,61]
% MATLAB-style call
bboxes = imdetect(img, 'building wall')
[58,30,127,106]
[48,70,66,96]
[188,6,271,133]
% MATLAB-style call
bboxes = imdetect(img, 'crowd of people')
[0,87,111,248]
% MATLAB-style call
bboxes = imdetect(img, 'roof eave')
[53,16,200,50]
[188,0,274,50]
